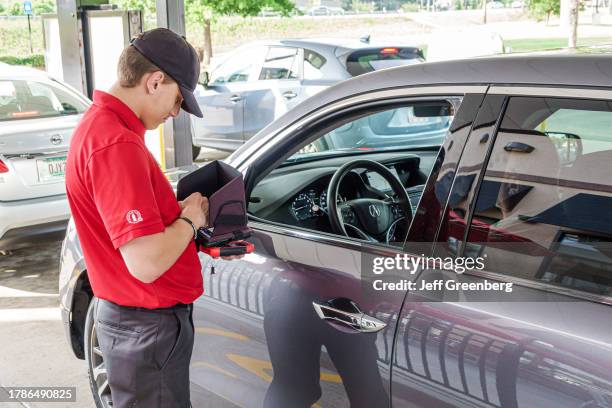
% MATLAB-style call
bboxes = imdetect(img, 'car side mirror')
[199,71,210,88]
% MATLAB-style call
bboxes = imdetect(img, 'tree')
[9,2,22,15]
[34,0,56,14]
[567,0,578,47]
[185,0,295,67]
[528,0,560,24]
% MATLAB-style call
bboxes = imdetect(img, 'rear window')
[346,47,424,76]
[0,79,88,121]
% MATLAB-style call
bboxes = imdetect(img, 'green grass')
[506,36,612,53]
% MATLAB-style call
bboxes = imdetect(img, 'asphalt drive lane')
[0,240,95,408]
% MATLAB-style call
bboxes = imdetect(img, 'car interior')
[248,99,458,246]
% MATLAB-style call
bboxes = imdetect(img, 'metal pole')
[27,14,33,53]
[156,0,194,168]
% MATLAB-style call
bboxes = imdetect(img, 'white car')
[0,63,90,250]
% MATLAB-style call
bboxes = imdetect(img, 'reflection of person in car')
[262,269,389,408]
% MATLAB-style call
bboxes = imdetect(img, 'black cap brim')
[179,85,203,118]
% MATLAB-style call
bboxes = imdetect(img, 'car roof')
[242,38,421,52]
[0,63,51,80]
[240,53,612,153]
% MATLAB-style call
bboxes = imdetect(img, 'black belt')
[100,298,193,313]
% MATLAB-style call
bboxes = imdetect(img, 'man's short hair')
[117,45,174,88]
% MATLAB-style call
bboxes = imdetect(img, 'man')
[65,28,217,407]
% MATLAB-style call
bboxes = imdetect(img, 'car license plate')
[37,156,67,183]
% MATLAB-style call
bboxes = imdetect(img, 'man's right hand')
[180,192,209,229]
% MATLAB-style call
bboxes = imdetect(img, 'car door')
[192,46,266,151]
[187,88,485,407]
[393,89,612,407]
[242,46,303,141]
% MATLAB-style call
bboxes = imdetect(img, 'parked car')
[307,6,345,15]
[487,0,505,8]
[61,54,612,407]
[191,39,425,155]
[0,62,89,250]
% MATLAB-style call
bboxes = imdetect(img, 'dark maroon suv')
[60,54,612,407]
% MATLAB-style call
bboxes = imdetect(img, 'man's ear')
[145,71,165,94]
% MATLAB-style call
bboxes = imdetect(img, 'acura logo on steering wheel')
[369,204,381,218]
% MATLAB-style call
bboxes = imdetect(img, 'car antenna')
[360,34,370,44]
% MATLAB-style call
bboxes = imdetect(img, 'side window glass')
[249,99,460,247]
[259,47,299,80]
[468,96,612,296]
[303,49,326,80]
[210,47,264,85]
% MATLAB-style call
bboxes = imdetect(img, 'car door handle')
[230,95,242,103]
[282,91,297,100]
[312,298,386,333]
[504,142,534,153]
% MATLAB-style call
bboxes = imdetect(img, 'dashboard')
[249,151,437,233]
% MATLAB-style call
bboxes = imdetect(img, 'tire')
[84,298,113,408]
[192,144,201,160]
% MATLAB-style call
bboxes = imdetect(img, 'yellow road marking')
[320,372,342,384]
[227,354,273,382]
[191,361,238,379]
[195,327,249,341]
[227,354,343,385]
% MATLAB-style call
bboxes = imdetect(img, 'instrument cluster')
[290,188,346,221]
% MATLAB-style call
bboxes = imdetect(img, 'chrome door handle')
[282,91,297,100]
[312,298,386,333]
[230,95,242,103]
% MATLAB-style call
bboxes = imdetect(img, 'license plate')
[37,156,67,183]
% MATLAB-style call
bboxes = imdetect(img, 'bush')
[0,54,45,68]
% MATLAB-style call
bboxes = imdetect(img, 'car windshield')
[0,79,88,121]
[286,102,455,162]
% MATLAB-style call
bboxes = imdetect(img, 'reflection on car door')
[193,47,265,151]
[394,90,612,407]
[243,47,303,140]
[188,92,485,407]
[189,227,406,407]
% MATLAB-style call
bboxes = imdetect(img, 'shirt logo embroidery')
[126,210,143,224]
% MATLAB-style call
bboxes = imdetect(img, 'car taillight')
[0,159,8,173]
[380,48,399,55]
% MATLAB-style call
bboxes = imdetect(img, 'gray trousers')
[95,298,194,408]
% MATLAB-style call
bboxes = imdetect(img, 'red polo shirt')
[65,90,203,308]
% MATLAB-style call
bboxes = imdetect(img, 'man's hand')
[179,192,208,228]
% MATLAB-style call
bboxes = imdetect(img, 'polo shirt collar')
[92,90,146,138]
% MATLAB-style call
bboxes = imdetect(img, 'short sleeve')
[86,141,165,249]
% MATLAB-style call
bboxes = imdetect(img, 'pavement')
[0,148,230,408]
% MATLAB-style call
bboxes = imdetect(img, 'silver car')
[192,39,425,155]
[0,62,89,250]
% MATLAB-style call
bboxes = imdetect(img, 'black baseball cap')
[131,28,203,118]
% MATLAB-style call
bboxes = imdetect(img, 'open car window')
[249,98,462,246]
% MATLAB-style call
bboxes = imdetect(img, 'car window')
[0,79,87,121]
[209,47,264,85]
[346,48,424,77]
[466,96,612,297]
[303,49,326,80]
[250,99,461,246]
[292,103,454,158]
[259,47,299,80]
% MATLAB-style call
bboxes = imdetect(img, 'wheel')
[192,144,201,160]
[84,298,112,408]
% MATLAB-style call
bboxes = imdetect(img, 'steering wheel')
[326,159,413,244]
